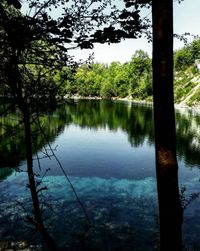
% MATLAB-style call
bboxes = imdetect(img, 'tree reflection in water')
[1,100,200,250]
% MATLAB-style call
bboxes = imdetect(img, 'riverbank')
[67,95,200,113]
[67,95,153,105]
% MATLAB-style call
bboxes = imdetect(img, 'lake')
[0,100,200,250]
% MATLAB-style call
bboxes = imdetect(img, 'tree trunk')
[8,52,58,251]
[23,108,58,251]
[152,0,183,250]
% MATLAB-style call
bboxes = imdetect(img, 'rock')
[16,241,28,249]
[0,241,41,251]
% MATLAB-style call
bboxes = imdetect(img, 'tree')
[152,0,183,250]
[128,50,152,98]
[174,38,200,70]
[92,0,184,249]
[174,47,193,71]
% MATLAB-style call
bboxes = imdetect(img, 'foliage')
[174,38,200,71]
[0,1,79,107]
[128,50,152,98]
[186,88,200,106]
[60,39,199,103]
[0,0,153,108]
[64,50,152,100]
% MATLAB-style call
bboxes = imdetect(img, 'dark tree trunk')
[152,0,183,250]
[8,52,58,251]
[23,108,58,251]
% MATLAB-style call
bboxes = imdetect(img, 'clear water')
[1,100,200,250]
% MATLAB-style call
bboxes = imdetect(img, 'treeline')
[65,50,152,99]
[61,38,200,100]
[1,38,199,101]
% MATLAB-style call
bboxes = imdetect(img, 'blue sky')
[71,0,200,64]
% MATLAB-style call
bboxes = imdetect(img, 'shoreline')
[67,95,200,113]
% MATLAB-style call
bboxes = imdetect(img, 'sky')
[22,0,200,64]
[70,0,200,64]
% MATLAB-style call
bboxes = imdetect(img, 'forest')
[4,38,198,103]
[63,39,200,102]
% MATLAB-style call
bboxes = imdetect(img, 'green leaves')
[174,38,200,71]
[65,50,152,99]
[1,0,151,55]
[0,0,152,107]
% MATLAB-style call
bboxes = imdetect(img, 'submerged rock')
[0,241,42,251]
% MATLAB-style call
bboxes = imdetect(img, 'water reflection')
[176,109,200,167]
[0,168,13,181]
[0,106,67,169]
[1,100,200,170]
[1,100,200,250]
